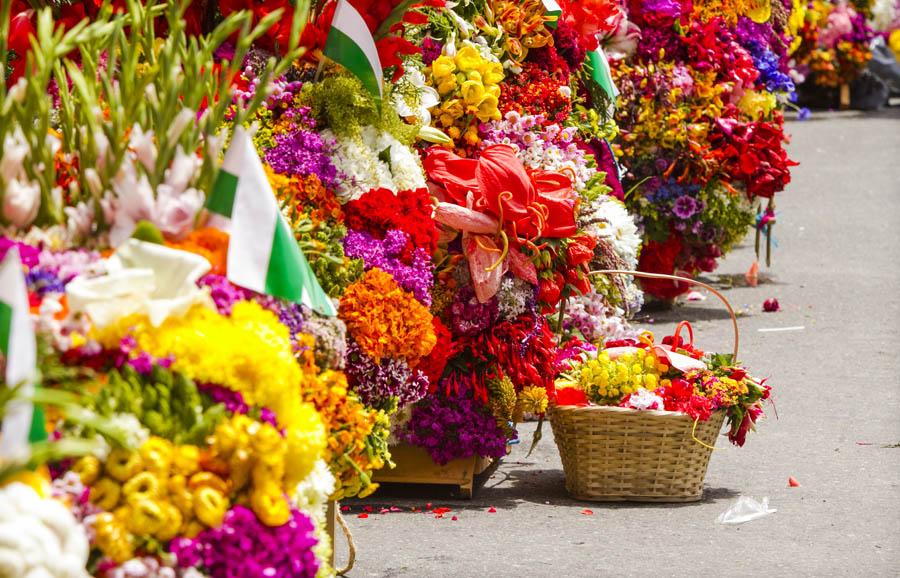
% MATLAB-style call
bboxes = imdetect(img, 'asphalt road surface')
[338,108,900,577]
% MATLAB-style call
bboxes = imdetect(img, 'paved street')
[339,109,900,577]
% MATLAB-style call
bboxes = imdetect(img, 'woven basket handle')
[669,320,694,350]
[587,269,740,360]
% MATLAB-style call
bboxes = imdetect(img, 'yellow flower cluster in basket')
[339,268,436,367]
[574,349,671,404]
[77,438,222,563]
[429,44,504,146]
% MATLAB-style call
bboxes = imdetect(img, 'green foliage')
[94,365,224,444]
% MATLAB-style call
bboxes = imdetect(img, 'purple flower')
[448,286,499,337]
[343,229,433,306]
[421,37,443,66]
[672,195,700,220]
[344,341,428,409]
[265,129,338,188]
[400,390,513,465]
[26,269,66,295]
[797,107,811,121]
[172,506,319,578]
[198,384,280,428]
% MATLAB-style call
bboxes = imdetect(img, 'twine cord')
[335,511,356,576]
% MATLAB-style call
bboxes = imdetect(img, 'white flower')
[2,177,41,228]
[155,185,204,241]
[0,127,29,183]
[624,388,665,411]
[582,197,641,268]
[7,77,26,103]
[164,146,202,194]
[109,161,156,246]
[0,483,90,578]
[294,459,336,512]
[392,67,440,125]
[129,125,157,172]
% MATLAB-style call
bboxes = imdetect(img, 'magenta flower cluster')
[344,340,428,410]
[400,391,513,465]
[265,129,338,188]
[343,229,434,306]
[171,505,319,578]
[448,285,499,337]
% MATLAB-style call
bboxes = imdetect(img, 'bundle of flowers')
[609,0,798,299]
[0,2,370,575]
[357,0,646,464]
[555,328,772,446]
[174,0,644,469]
[790,0,876,90]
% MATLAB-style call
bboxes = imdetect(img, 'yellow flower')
[460,80,486,106]
[482,61,505,86]
[475,93,501,122]
[518,386,549,415]
[454,45,484,73]
[432,55,457,80]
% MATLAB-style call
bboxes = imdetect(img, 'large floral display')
[789,0,876,92]
[608,0,798,300]
[0,0,645,574]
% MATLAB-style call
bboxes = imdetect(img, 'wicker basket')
[549,269,740,502]
[550,406,725,502]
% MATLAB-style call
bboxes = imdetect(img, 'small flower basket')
[551,270,769,502]
[550,406,725,502]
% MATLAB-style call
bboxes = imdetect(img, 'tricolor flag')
[0,248,44,460]
[542,0,562,28]
[206,127,337,316]
[323,0,383,101]
[586,46,619,103]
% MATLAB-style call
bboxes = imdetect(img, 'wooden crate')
[373,443,497,498]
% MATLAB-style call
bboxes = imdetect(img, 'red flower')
[417,318,452,388]
[538,275,563,308]
[558,0,622,52]
[555,387,589,406]
[375,35,420,82]
[637,235,691,300]
[218,0,296,54]
[344,188,438,255]
[565,235,596,267]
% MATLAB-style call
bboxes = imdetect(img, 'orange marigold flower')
[339,268,436,366]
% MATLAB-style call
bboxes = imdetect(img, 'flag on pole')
[542,0,562,28]
[585,46,619,102]
[205,127,337,316]
[0,248,44,460]
[323,0,383,101]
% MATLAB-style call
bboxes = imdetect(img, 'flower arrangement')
[610,0,798,299]
[556,329,772,446]
[790,0,876,89]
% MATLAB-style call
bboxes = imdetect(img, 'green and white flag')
[586,46,619,102]
[0,248,44,459]
[323,0,383,101]
[542,0,562,28]
[206,127,337,316]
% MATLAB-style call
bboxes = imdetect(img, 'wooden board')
[373,443,496,498]
[839,84,851,109]
[325,500,336,567]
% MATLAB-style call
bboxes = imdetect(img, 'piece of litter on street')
[717,496,776,525]
[856,441,874,446]
[488,506,497,513]
[581,509,594,516]
[341,506,351,512]
[390,506,402,512]
[745,261,759,287]
[357,513,369,519]
[451,516,458,521]
[788,476,801,487]
[686,290,706,301]
[763,298,781,312]
[758,326,805,332]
